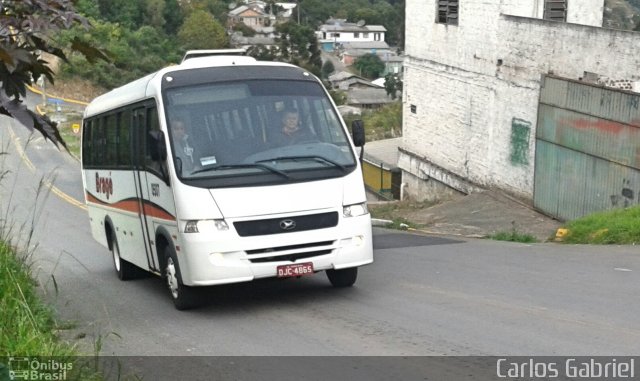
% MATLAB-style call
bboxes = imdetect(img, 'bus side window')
[105,114,118,167]
[145,107,164,175]
[118,110,132,168]
[82,119,93,166]
[94,118,106,166]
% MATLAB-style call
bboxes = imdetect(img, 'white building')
[317,19,387,51]
[401,0,640,201]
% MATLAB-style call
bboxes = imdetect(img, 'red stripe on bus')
[142,203,177,221]
[85,192,176,221]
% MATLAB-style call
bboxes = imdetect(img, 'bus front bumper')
[177,214,373,287]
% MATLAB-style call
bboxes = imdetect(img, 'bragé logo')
[96,173,113,200]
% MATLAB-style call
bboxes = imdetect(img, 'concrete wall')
[402,0,639,200]
[500,0,604,26]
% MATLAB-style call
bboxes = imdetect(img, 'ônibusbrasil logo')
[2,357,72,381]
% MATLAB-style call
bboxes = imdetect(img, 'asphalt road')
[1,112,639,379]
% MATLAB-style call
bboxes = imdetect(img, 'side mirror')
[148,130,167,161]
[351,119,365,147]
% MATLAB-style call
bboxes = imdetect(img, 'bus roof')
[83,55,301,118]
[181,49,247,62]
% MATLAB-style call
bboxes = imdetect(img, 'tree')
[384,73,402,100]
[0,0,107,149]
[329,89,347,106]
[163,0,185,36]
[97,0,144,30]
[182,0,230,24]
[321,60,335,79]
[231,23,257,38]
[75,0,101,19]
[246,45,280,62]
[354,53,385,79]
[178,10,228,50]
[60,21,180,89]
[144,0,167,30]
[275,22,322,76]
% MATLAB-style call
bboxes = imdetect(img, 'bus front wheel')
[326,267,358,288]
[164,247,199,310]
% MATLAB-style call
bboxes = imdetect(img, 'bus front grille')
[234,212,338,237]
[249,250,333,263]
[246,240,335,263]
[246,241,334,255]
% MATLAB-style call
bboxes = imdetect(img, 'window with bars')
[437,0,459,25]
[543,0,567,22]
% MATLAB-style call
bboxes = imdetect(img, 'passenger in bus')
[271,108,314,146]
[170,118,196,173]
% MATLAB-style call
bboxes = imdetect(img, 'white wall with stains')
[402,0,638,200]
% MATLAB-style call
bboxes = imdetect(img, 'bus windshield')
[164,79,357,187]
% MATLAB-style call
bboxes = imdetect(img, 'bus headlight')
[184,219,229,233]
[343,202,368,218]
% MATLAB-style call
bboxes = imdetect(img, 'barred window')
[437,0,458,26]
[543,0,567,22]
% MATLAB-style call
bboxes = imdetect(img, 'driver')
[271,108,314,146]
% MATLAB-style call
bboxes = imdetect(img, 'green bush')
[562,206,640,244]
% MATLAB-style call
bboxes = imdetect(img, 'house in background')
[227,1,296,32]
[401,0,640,216]
[328,71,382,91]
[347,88,394,110]
[228,1,298,50]
[316,19,387,52]
[317,18,405,80]
[275,2,297,20]
[228,2,273,30]
[328,71,393,110]
[339,41,392,65]
[381,53,404,75]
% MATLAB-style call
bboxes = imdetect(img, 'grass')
[0,243,103,379]
[0,241,72,356]
[0,145,102,380]
[488,230,538,243]
[561,205,640,244]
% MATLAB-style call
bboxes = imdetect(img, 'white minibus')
[81,53,373,309]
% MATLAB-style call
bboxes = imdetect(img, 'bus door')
[132,105,165,272]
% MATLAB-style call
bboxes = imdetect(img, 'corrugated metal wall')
[533,76,640,220]
[534,75,640,221]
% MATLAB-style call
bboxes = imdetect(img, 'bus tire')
[326,267,358,288]
[111,235,140,281]
[164,246,199,310]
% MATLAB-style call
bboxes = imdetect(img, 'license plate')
[277,262,314,278]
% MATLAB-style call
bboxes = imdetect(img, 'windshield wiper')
[190,163,290,179]
[255,155,347,172]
